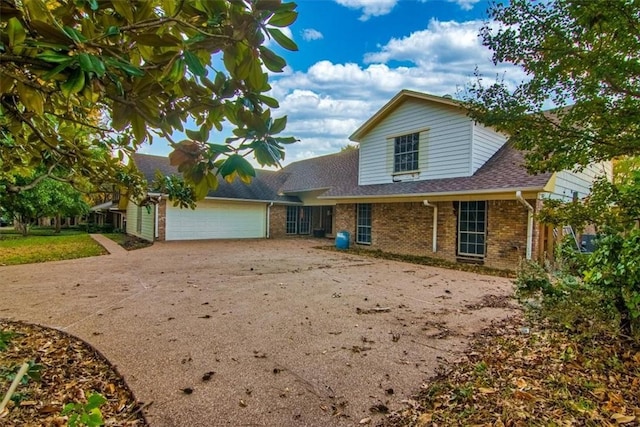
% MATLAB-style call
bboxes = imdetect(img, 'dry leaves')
[0,320,148,426]
[381,316,640,426]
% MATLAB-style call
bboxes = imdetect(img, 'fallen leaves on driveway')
[381,316,640,426]
[0,320,148,425]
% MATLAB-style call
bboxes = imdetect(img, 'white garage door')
[165,200,266,240]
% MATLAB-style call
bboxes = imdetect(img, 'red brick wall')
[269,205,287,239]
[157,198,167,241]
[334,204,356,244]
[485,200,529,270]
[326,199,533,271]
[371,202,434,255]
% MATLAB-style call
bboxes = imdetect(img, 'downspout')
[515,191,534,260]
[266,202,273,239]
[422,200,438,253]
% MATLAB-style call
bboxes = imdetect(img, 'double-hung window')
[457,201,487,257]
[356,204,372,244]
[394,133,419,173]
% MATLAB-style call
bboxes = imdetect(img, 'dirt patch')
[0,320,147,425]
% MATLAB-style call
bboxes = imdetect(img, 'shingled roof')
[133,142,551,203]
[278,149,359,194]
[131,153,299,203]
[318,142,553,198]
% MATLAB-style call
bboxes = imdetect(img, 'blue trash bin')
[335,230,350,250]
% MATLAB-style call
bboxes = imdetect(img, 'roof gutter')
[516,191,534,260]
[319,186,546,200]
[423,200,438,253]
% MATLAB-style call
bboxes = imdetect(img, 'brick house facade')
[127,90,610,271]
[268,198,544,271]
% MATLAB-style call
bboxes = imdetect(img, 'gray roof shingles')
[131,153,299,203]
[133,143,551,203]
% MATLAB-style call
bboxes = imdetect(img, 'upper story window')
[394,132,419,173]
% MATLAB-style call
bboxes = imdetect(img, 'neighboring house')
[127,90,611,270]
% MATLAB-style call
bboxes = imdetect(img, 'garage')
[165,199,267,241]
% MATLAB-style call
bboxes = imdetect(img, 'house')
[126,90,611,270]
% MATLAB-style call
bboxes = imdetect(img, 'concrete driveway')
[0,239,517,426]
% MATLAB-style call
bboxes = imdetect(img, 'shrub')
[514,259,620,338]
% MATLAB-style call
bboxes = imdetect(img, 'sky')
[142,0,527,166]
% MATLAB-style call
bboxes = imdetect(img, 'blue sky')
[143,0,525,166]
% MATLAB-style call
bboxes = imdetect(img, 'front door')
[286,206,312,235]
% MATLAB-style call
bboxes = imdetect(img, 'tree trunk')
[16,215,28,236]
[615,295,632,337]
[54,214,61,233]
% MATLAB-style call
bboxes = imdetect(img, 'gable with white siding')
[358,98,473,185]
[547,161,613,201]
[471,122,508,174]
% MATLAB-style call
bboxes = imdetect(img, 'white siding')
[358,99,472,185]
[165,200,266,240]
[471,122,507,174]
[126,200,155,241]
[548,161,613,201]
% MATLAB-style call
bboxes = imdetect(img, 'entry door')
[286,206,312,235]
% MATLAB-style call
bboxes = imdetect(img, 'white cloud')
[448,0,481,11]
[334,0,398,21]
[419,0,481,11]
[363,19,489,71]
[145,18,526,166]
[266,19,527,164]
[301,28,323,41]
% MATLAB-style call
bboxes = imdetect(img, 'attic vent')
[442,94,453,99]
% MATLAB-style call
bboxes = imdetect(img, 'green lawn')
[0,229,106,265]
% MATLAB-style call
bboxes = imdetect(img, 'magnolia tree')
[0,0,298,204]
[465,0,640,335]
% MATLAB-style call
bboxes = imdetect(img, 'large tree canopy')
[465,0,640,173]
[0,173,89,235]
[0,0,298,200]
[465,0,640,335]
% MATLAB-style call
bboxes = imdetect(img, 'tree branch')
[0,54,56,69]
[6,163,64,193]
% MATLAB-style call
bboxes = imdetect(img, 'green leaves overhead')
[0,0,298,207]
[183,51,207,77]
[267,28,298,51]
[464,0,640,173]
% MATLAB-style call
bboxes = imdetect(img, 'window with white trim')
[356,204,372,244]
[394,132,419,173]
[457,201,486,257]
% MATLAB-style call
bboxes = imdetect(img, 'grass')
[0,228,106,265]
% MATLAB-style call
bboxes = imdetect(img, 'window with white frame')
[356,204,372,244]
[457,201,486,257]
[394,132,419,173]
